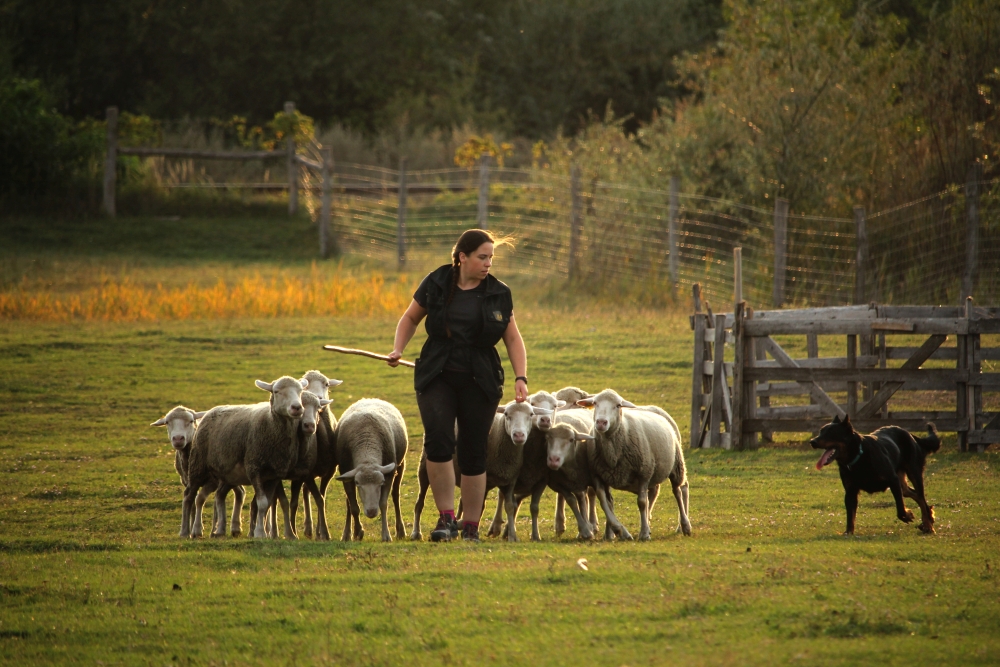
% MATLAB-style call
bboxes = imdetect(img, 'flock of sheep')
[151,370,692,542]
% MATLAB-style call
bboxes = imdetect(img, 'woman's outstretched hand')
[387,350,403,367]
[514,378,528,402]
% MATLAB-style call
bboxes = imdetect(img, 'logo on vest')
[492,311,503,321]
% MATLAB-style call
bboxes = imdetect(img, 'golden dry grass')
[0,264,414,322]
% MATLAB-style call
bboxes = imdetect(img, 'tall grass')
[0,265,413,322]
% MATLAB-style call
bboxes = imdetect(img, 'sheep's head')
[577,388,636,434]
[555,386,591,407]
[151,406,206,451]
[299,391,333,435]
[255,376,308,419]
[528,391,565,431]
[336,463,396,518]
[545,423,594,470]
[301,369,344,405]
[497,401,552,445]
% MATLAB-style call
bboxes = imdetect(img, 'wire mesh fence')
[124,141,998,309]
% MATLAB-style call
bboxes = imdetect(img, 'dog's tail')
[917,423,941,454]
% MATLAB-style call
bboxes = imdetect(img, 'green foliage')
[1,0,722,139]
[0,76,103,201]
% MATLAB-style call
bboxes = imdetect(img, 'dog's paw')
[919,522,935,534]
[899,509,915,523]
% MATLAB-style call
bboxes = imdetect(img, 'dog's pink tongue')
[816,449,836,470]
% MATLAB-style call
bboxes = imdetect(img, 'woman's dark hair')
[444,229,514,337]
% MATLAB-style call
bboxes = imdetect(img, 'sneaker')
[461,523,481,542]
[430,516,459,542]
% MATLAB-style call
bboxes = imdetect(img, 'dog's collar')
[846,440,864,468]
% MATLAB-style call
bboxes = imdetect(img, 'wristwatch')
[515,376,528,384]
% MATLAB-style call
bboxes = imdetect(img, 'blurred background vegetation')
[0,0,997,217]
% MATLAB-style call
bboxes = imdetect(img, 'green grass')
[1,213,999,665]
[1,314,998,666]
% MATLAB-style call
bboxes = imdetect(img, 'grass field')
[1,214,999,665]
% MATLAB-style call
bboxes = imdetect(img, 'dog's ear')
[832,414,841,424]
[843,414,852,428]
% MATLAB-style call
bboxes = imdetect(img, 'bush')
[0,76,104,209]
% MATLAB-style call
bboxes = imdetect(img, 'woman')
[387,229,528,542]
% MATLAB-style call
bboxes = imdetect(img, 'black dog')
[810,415,940,534]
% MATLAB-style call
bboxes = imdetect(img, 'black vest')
[414,265,514,401]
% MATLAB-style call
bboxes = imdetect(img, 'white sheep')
[543,416,599,539]
[484,390,565,541]
[578,388,691,541]
[183,376,309,539]
[482,401,553,541]
[247,389,331,538]
[334,398,408,542]
[550,386,594,533]
[150,406,245,538]
[288,370,344,540]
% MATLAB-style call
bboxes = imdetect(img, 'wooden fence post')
[397,157,408,269]
[732,301,746,449]
[103,106,118,217]
[569,164,582,280]
[854,206,867,304]
[477,152,490,229]
[711,313,726,448]
[773,197,789,307]
[669,175,680,288]
[734,247,743,314]
[319,147,333,259]
[285,102,298,216]
[691,284,705,448]
[962,164,981,299]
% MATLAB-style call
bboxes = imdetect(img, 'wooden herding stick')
[322,345,415,368]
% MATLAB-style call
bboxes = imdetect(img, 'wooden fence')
[102,103,343,255]
[691,293,1000,452]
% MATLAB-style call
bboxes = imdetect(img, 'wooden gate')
[691,297,1000,451]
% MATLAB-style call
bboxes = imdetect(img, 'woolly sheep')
[247,389,331,538]
[487,390,572,541]
[549,386,593,533]
[334,398,408,542]
[288,370,344,540]
[183,376,309,539]
[543,416,599,539]
[578,388,691,541]
[150,406,245,538]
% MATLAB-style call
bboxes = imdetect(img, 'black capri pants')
[417,369,500,476]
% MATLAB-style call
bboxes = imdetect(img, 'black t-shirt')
[414,274,486,371]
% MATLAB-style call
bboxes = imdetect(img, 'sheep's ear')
[327,379,344,388]
[150,417,167,427]
[255,379,274,392]
[620,399,637,409]
[299,378,309,389]
[576,398,595,407]
[336,467,358,480]
[556,400,567,408]
[531,406,553,416]
[576,433,596,442]
[319,399,332,408]
[192,411,207,420]
[496,406,508,414]
[377,462,397,475]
